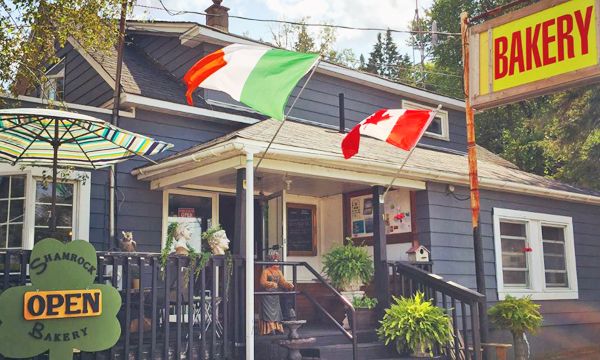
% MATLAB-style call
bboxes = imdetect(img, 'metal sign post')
[461,12,490,356]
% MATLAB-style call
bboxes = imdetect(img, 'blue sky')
[133,0,434,64]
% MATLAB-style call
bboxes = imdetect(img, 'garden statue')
[259,251,294,335]
[171,222,192,256]
[207,229,230,255]
[119,231,136,252]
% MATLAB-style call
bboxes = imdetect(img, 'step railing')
[255,261,358,360]
[0,249,232,360]
[388,261,485,360]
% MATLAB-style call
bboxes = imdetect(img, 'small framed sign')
[178,208,195,218]
[286,203,317,256]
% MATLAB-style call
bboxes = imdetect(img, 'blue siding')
[417,181,600,357]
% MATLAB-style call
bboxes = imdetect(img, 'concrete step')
[315,341,399,360]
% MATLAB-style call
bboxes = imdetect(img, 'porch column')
[244,149,258,360]
[233,168,246,256]
[373,186,390,310]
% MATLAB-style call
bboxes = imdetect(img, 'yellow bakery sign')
[469,0,600,109]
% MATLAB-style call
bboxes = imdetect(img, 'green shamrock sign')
[0,239,122,359]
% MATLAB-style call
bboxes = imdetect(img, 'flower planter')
[348,308,378,330]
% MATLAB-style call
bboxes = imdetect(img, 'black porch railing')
[254,261,358,360]
[0,249,234,360]
[388,261,485,360]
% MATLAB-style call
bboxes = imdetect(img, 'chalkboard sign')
[286,203,317,256]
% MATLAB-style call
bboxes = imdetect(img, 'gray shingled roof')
[87,41,194,105]
[158,118,600,197]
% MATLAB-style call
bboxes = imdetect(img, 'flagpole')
[254,56,322,171]
[380,104,442,202]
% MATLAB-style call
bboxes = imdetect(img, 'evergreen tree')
[366,33,385,75]
[382,29,400,78]
[358,54,367,71]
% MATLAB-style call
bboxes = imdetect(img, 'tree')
[1,0,127,99]
[293,19,315,53]
[382,29,399,78]
[366,32,385,75]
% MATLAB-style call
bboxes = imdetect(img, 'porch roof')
[132,119,600,204]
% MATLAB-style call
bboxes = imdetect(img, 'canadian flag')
[341,108,437,159]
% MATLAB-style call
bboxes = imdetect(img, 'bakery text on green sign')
[0,239,122,360]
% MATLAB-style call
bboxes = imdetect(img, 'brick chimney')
[206,0,229,33]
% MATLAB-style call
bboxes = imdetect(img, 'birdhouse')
[406,245,430,262]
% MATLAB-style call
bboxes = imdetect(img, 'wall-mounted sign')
[469,0,600,109]
[0,239,122,360]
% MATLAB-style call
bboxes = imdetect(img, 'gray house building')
[2,3,600,359]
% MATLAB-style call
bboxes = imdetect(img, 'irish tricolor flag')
[184,44,319,120]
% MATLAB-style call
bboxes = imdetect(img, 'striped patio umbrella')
[0,108,173,235]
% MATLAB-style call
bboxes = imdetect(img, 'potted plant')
[322,238,374,299]
[489,295,542,360]
[351,296,378,330]
[378,292,452,358]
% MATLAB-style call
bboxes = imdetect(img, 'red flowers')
[522,247,533,252]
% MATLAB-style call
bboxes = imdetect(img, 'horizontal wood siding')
[129,35,467,152]
[61,44,114,107]
[418,181,600,357]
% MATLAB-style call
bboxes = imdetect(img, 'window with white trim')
[0,164,90,249]
[493,208,578,300]
[402,100,450,141]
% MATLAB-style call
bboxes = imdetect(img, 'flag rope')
[255,56,322,171]
[381,104,442,202]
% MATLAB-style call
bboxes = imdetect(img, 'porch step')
[313,341,399,360]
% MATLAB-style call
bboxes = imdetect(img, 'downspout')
[108,0,128,250]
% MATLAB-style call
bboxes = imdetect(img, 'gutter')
[134,137,600,206]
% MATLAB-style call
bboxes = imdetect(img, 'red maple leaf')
[364,109,392,125]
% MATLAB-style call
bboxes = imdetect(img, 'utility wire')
[135,3,461,36]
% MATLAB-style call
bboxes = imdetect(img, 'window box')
[493,208,578,301]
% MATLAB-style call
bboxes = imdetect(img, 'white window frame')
[161,189,219,250]
[402,100,450,141]
[0,163,91,249]
[493,208,578,300]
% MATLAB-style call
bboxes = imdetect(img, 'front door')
[264,190,286,262]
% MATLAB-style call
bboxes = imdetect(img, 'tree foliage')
[269,17,358,68]
[1,0,128,98]
[402,0,600,191]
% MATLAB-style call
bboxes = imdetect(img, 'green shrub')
[489,295,542,334]
[378,292,452,356]
[353,296,378,309]
[322,238,373,290]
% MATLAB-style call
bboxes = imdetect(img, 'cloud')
[133,0,433,58]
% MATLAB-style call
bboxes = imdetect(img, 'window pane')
[0,200,7,223]
[0,177,9,199]
[503,270,527,286]
[10,176,25,198]
[7,224,23,247]
[500,222,526,237]
[426,118,442,135]
[168,194,212,232]
[501,238,525,252]
[544,242,565,255]
[36,182,73,204]
[545,272,568,287]
[542,226,564,242]
[9,199,24,223]
[544,256,566,270]
[34,227,72,244]
[0,225,5,247]
[35,205,72,227]
[502,253,527,268]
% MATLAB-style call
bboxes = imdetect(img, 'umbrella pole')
[50,118,59,238]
